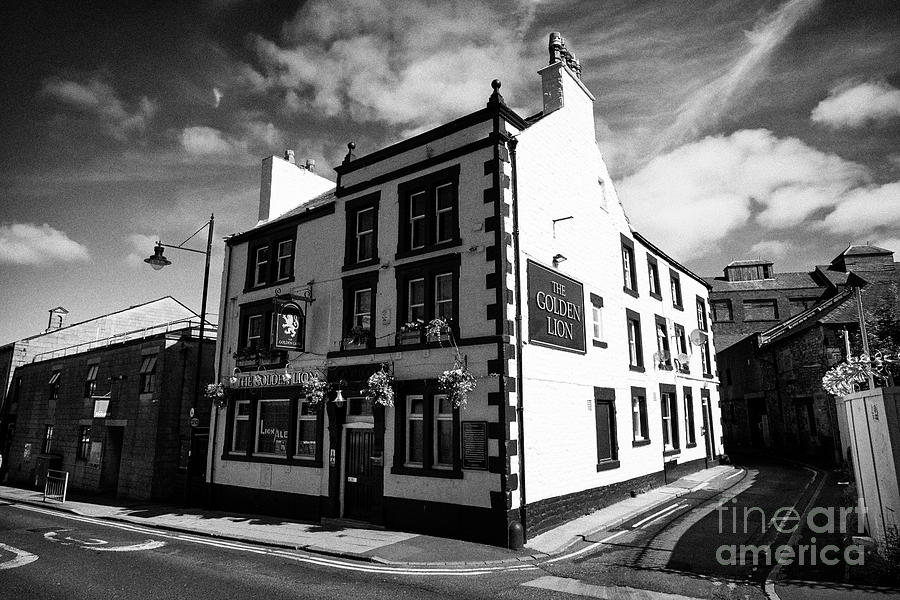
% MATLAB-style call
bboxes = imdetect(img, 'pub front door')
[343,427,378,521]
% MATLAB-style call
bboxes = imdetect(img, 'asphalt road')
[0,459,822,600]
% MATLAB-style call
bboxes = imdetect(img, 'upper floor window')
[238,302,276,352]
[647,256,661,300]
[701,340,713,377]
[42,424,55,454]
[655,316,671,368]
[590,294,606,348]
[342,272,378,349]
[395,254,460,340]
[245,228,296,290]
[669,270,683,309]
[77,425,91,460]
[621,235,638,296]
[48,370,61,400]
[743,299,778,322]
[789,297,817,316]
[139,355,157,394]
[397,165,460,258]
[673,323,688,356]
[344,193,380,269]
[712,299,733,322]
[696,296,708,331]
[626,309,644,371]
[84,364,99,398]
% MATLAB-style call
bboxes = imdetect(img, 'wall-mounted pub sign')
[274,301,305,351]
[527,260,586,353]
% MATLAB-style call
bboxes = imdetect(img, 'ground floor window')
[225,392,323,466]
[393,381,460,476]
[77,426,91,460]
[256,399,291,456]
[42,424,54,454]
[231,400,250,454]
[295,401,318,459]
[660,385,679,452]
[631,386,649,445]
[683,388,696,447]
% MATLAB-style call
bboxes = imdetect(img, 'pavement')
[0,465,735,568]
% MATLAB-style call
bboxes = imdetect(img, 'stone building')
[208,34,723,547]
[1,297,215,501]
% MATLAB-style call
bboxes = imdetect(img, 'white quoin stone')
[257,155,335,225]
[539,61,596,136]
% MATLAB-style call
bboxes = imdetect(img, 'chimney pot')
[305,159,316,172]
[284,149,295,163]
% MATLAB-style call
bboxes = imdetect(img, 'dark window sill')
[390,466,463,479]
[703,373,715,379]
[663,449,680,457]
[243,276,295,294]
[395,239,461,261]
[673,304,684,311]
[596,460,621,472]
[658,364,674,371]
[221,453,323,468]
[592,340,608,348]
[342,258,381,272]
[650,292,662,301]
[629,365,645,373]
[632,439,651,447]
[623,286,639,299]
[686,442,697,448]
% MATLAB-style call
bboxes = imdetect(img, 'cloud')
[124,233,158,268]
[749,240,791,259]
[180,126,235,156]
[213,87,223,108]
[250,0,537,127]
[40,75,157,141]
[179,121,283,159]
[618,129,871,257]
[0,223,90,265]
[811,81,900,128]
[819,181,900,234]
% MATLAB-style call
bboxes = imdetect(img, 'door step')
[321,518,386,531]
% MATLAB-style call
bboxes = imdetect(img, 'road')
[0,459,829,600]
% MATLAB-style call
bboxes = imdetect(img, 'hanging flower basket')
[425,318,451,344]
[298,375,329,404]
[438,361,476,409]
[363,364,395,407]
[204,383,228,408]
[822,352,900,396]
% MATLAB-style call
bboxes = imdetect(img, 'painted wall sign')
[230,369,320,389]
[274,301,305,351]
[527,260,586,353]
[462,421,488,470]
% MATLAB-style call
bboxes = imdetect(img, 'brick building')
[712,244,898,465]
[1,297,215,501]
[208,34,723,547]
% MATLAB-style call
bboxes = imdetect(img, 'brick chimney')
[257,151,335,224]
[45,306,68,332]
[538,33,595,131]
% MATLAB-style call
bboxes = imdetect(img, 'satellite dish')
[677,352,690,364]
[689,329,707,346]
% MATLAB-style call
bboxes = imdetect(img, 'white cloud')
[40,75,157,141]
[0,223,90,266]
[251,0,537,127]
[213,87,223,108]
[811,81,900,128]
[180,126,235,156]
[124,233,158,268]
[749,240,791,259]
[618,129,869,257]
[819,181,900,234]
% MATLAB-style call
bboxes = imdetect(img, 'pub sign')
[527,260,586,353]
[274,301,305,351]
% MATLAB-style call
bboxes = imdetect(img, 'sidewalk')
[0,465,732,567]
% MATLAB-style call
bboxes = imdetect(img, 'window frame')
[433,394,454,469]
[77,425,91,460]
[42,424,55,454]
[626,308,644,372]
[341,271,379,350]
[621,234,638,297]
[696,296,708,331]
[712,299,734,323]
[84,363,99,398]
[631,386,650,446]
[237,300,277,354]
[230,399,251,455]
[48,370,61,400]
[655,315,672,369]
[395,254,461,343]
[138,355,157,395]
[392,380,462,478]
[343,192,380,270]
[396,165,461,259]
[244,226,297,291]
[660,384,680,454]
[590,293,606,348]
[647,255,662,301]
[683,387,697,447]
[669,269,683,310]
[275,239,294,282]
[594,387,620,471]
[742,298,779,322]
[294,399,319,461]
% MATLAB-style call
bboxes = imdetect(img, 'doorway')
[100,426,124,494]
[343,427,377,521]
[701,390,716,461]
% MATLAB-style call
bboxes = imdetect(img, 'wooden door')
[344,429,376,521]
[701,393,716,460]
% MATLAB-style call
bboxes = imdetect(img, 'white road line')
[523,575,704,599]
[638,505,689,529]
[8,502,536,576]
[692,482,709,490]
[0,543,38,570]
[90,540,166,552]
[631,503,683,529]
[724,469,744,480]
[542,530,626,565]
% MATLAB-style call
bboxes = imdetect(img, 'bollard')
[508,520,525,549]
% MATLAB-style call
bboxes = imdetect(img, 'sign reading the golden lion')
[527,260,586,353]
[274,301,305,351]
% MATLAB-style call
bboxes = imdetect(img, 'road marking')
[724,469,743,480]
[10,503,536,576]
[631,503,683,529]
[692,482,709,490]
[0,543,38,570]
[523,575,704,599]
[42,528,166,552]
[542,531,627,564]
[90,540,166,552]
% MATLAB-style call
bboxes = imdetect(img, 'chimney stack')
[284,149,295,164]
[45,306,68,333]
[305,159,316,173]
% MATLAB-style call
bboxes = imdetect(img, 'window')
[395,254,460,340]
[683,388,696,447]
[655,316,671,368]
[701,340,713,377]
[594,387,619,470]
[660,386,679,453]
[397,165,460,256]
[139,355,157,394]
[344,192,380,268]
[670,270,683,309]
[42,424,55,454]
[255,399,290,457]
[77,426,91,460]
[631,387,650,445]
[245,228,296,289]
[696,296,708,331]
[743,299,779,321]
[238,302,277,353]
[621,235,638,296]
[712,299,733,322]
[342,272,378,349]
[48,370,61,400]
[626,309,644,371]
[673,323,688,355]
[647,256,661,300]
[295,401,318,459]
[276,239,294,281]
[590,294,606,347]
[231,400,250,454]
[789,297,817,316]
[394,381,460,476]
[84,364,99,398]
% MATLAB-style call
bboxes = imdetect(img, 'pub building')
[208,34,723,547]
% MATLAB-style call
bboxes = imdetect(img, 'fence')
[43,470,69,503]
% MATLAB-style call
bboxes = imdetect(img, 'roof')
[758,288,855,347]
[840,243,893,256]
[631,231,710,290]
[705,270,822,292]
[226,189,337,245]
[819,279,900,325]
[726,259,773,267]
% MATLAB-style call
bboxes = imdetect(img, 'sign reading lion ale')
[527,260,586,353]
[274,301,305,351]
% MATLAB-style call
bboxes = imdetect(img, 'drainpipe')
[208,243,231,507]
[507,136,528,535]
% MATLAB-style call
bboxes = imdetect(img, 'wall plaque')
[462,421,488,470]
[527,260,586,353]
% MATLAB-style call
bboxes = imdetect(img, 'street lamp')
[144,213,214,505]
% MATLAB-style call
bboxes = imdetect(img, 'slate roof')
[705,270,822,292]
[253,188,337,230]
[841,244,893,256]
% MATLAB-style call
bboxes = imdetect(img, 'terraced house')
[208,34,723,547]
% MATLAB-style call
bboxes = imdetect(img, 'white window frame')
[435,183,454,243]
[231,400,250,454]
[434,272,453,321]
[433,394,453,469]
[409,191,427,249]
[592,305,604,342]
[406,394,425,467]
[353,288,372,330]
[684,392,696,446]
[696,298,707,330]
[648,261,659,295]
[254,398,290,457]
[670,275,682,306]
[622,247,633,289]
[661,392,678,451]
[253,245,269,287]
[628,320,640,366]
[294,400,317,460]
[246,314,263,348]
[632,394,648,441]
[276,239,293,281]
[407,278,426,322]
[355,206,375,262]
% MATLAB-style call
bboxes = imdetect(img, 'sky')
[0,0,898,344]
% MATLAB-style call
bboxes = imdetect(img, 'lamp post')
[145,213,214,505]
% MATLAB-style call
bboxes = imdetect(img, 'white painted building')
[207,33,723,547]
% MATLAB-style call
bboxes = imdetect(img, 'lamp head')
[332,388,346,408]
[144,244,172,270]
